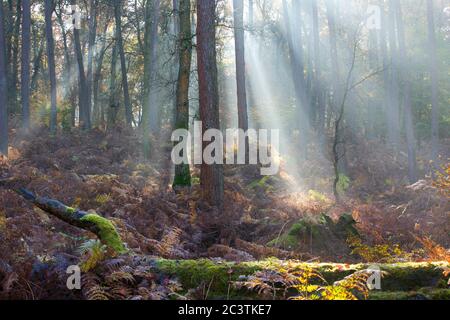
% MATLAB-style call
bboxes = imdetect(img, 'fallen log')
[15,188,127,254]
[154,259,450,299]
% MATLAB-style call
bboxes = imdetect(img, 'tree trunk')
[0,1,8,156]
[45,0,57,134]
[197,0,224,208]
[87,0,98,127]
[21,0,31,130]
[283,0,309,157]
[173,0,192,187]
[387,0,401,149]
[427,0,440,163]
[114,0,133,126]
[8,0,21,115]
[394,0,418,183]
[72,0,91,130]
[311,0,325,137]
[142,0,161,159]
[233,0,249,157]
[379,0,390,143]
[108,43,119,127]
[326,0,340,115]
[55,2,76,127]
[93,21,110,127]
[30,30,44,93]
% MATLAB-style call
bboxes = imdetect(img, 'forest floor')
[0,127,448,300]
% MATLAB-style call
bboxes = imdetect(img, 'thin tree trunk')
[283,0,309,158]
[8,0,21,115]
[55,2,76,127]
[93,21,110,127]
[114,0,133,126]
[197,0,224,208]
[311,0,325,136]
[142,0,161,159]
[326,0,340,111]
[108,43,119,127]
[45,0,57,134]
[173,0,192,187]
[394,0,418,183]
[233,0,249,157]
[72,0,91,130]
[379,0,390,143]
[0,1,8,156]
[387,0,401,149]
[87,0,98,126]
[30,30,44,93]
[427,0,440,163]
[21,0,31,130]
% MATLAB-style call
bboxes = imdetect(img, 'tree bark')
[21,0,31,130]
[0,1,8,156]
[173,0,192,187]
[8,0,21,115]
[72,0,91,130]
[311,0,325,136]
[15,188,126,254]
[30,29,44,93]
[55,2,76,127]
[393,0,418,183]
[142,0,161,159]
[233,0,249,157]
[386,0,401,149]
[93,21,110,127]
[427,0,440,163]
[87,0,98,127]
[114,0,133,126]
[197,0,224,208]
[45,0,57,134]
[108,42,119,127]
[283,0,309,157]
[379,0,390,143]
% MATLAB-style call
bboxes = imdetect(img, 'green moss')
[173,164,191,187]
[155,259,450,299]
[267,213,358,251]
[66,207,77,214]
[370,289,450,300]
[80,214,127,254]
[248,176,275,193]
[156,259,260,299]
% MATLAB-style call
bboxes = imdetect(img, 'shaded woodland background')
[0,0,449,300]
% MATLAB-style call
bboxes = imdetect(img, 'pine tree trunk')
[427,0,440,163]
[173,0,192,187]
[283,0,309,158]
[45,0,57,134]
[21,0,31,130]
[72,0,91,130]
[197,0,224,208]
[394,0,418,183]
[311,0,325,137]
[142,0,161,159]
[387,0,401,149]
[114,0,133,126]
[0,1,8,156]
[87,0,98,127]
[233,0,249,157]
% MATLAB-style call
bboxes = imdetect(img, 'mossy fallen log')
[16,188,127,254]
[154,259,449,300]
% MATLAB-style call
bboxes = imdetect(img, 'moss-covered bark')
[155,259,449,300]
[16,189,127,254]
